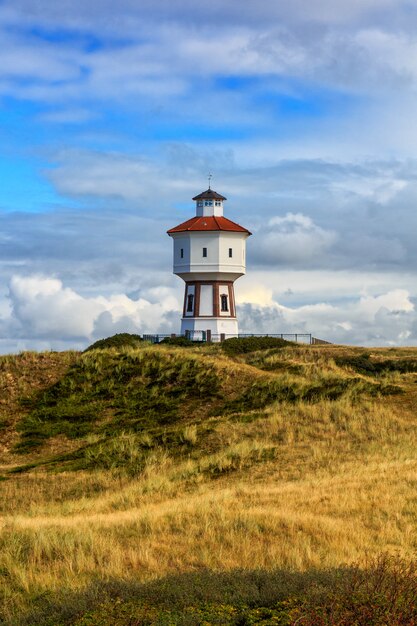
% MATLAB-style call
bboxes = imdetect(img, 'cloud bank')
[0,275,415,353]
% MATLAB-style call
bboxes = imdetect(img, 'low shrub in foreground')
[298,554,417,625]
[222,336,292,356]
[17,555,417,626]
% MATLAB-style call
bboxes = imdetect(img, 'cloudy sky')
[1,0,417,352]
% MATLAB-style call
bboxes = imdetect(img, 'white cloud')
[3,275,181,345]
[238,288,416,346]
[0,0,408,32]
[1,2,417,110]
[1,274,416,352]
[251,213,337,266]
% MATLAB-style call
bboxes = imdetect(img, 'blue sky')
[1,0,417,351]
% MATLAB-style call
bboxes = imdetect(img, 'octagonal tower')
[167,188,251,338]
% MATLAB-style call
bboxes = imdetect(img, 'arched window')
[221,294,229,312]
[187,294,194,313]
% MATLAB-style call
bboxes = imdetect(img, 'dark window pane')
[203,247,207,257]
[229,248,232,257]
[187,294,194,313]
[221,294,229,312]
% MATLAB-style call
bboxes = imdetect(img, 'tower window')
[180,248,184,258]
[204,200,213,206]
[202,247,207,257]
[197,201,203,207]
[215,201,221,206]
[221,294,229,312]
[229,248,233,258]
[187,294,194,313]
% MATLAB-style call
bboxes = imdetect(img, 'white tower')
[167,187,251,338]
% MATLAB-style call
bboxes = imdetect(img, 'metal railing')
[142,332,323,344]
[142,334,172,344]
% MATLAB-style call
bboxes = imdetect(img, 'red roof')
[167,216,251,235]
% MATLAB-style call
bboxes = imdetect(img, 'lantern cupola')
[192,188,226,217]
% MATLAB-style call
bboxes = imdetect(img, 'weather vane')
[208,172,212,189]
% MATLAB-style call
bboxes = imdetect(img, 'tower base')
[181,317,238,339]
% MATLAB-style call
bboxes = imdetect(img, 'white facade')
[168,189,250,339]
[199,284,213,316]
[195,198,224,217]
[172,231,246,281]
[181,316,238,337]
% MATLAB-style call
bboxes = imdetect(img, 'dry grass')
[1,344,417,623]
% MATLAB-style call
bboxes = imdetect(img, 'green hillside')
[1,340,417,624]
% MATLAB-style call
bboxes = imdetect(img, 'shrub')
[84,333,142,352]
[160,336,194,347]
[83,432,148,475]
[335,353,417,376]
[20,555,417,625]
[297,554,417,625]
[222,336,292,356]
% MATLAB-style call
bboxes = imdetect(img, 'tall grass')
[1,344,417,623]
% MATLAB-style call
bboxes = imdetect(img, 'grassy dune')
[1,341,417,624]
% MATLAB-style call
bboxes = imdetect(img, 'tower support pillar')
[180,279,238,338]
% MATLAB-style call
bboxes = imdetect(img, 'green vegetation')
[1,341,417,624]
[160,335,195,346]
[14,555,417,625]
[221,335,292,355]
[335,351,417,375]
[15,348,221,457]
[84,333,142,352]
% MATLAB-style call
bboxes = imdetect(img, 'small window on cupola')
[229,248,233,258]
[180,248,184,258]
[203,247,207,257]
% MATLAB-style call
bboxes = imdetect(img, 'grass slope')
[1,341,417,624]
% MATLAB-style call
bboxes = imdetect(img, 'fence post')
[206,329,212,343]
[220,333,225,342]
[171,333,176,338]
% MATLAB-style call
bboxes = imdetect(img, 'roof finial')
[208,172,212,190]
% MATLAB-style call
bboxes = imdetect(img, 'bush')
[84,333,142,352]
[222,336,292,356]
[334,353,377,375]
[159,336,194,347]
[298,554,417,625]
[335,353,417,376]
